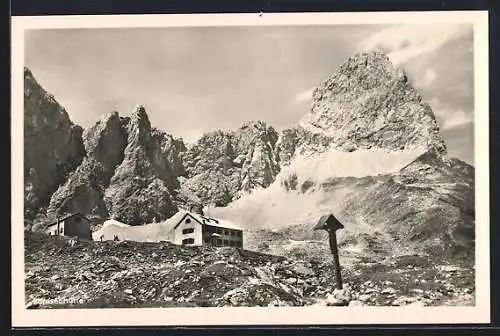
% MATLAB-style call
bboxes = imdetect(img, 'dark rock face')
[236,122,280,192]
[276,126,334,166]
[181,121,280,207]
[47,112,128,221]
[277,51,447,164]
[24,69,186,226]
[393,152,475,255]
[103,106,182,225]
[45,105,185,226]
[152,127,187,178]
[24,68,85,220]
[340,152,474,259]
[83,112,128,182]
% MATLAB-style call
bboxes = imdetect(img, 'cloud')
[442,109,474,130]
[358,24,472,65]
[293,88,314,104]
[420,68,437,87]
[428,96,473,130]
[434,108,474,130]
[414,68,437,90]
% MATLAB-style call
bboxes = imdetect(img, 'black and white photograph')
[11,11,489,326]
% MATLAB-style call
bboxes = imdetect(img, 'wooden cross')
[313,214,345,290]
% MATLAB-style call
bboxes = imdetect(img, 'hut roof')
[46,212,90,228]
[173,211,243,231]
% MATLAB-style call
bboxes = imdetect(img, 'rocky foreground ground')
[25,231,475,309]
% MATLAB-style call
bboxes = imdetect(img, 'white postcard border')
[11,11,490,327]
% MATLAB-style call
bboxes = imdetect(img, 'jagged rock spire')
[297,50,446,155]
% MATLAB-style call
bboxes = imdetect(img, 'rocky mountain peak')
[335,50,401,86]
[296,50,446,156]
[46,109,128,221]
[129,104,148,120]
[126,105,152,139]
[101,104,180,225]
[239,120,269,131]
[24,67,35,83]
[98,110,120,123]
[236,120,279,149]
[24,67,85,221]
[36,98,183,225]
[84,111,124,156]
[179,119,281,208]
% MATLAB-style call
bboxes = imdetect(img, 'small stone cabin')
[172,211,243,248]
[45,212,92,240]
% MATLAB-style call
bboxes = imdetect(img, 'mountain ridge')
[24,50,474,258]
[24,67,86,221]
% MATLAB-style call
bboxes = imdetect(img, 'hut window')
[237,231,242,237]
[236,241,242,248]
[230,241,235,247]
[223,240,229,246]
[182,238,194,245]
[230,231,235,236]
[216,239,222,246]
[185,218,191,224]
[182,228,194,234]
[224,230,229,235]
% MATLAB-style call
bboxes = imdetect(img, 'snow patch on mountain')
[207,148,424,230]
[281,147,426,183]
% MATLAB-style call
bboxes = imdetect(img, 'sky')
[24,23,474,164]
